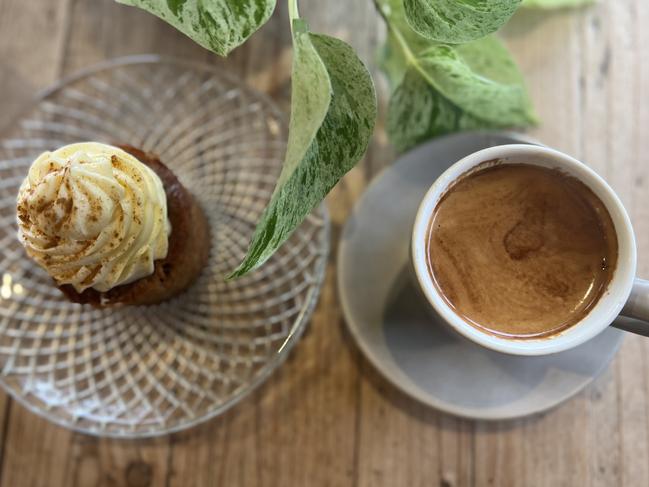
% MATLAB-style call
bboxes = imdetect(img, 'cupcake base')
[59,145,210,306]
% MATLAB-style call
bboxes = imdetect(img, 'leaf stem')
[372,0,416,65]
[390,23,417,65]
[372,0,438,90]
[288,0,299,24]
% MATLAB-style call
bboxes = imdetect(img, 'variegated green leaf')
[418,38,536,126]
[376,0,536,153]
[403,0,522,43]
[115,0,276,56]
[388,69,486,152]
[229,17,377,277]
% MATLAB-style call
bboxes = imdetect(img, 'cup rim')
[411,144,637,356]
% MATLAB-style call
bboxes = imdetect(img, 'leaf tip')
[526,107,541,126]
[225,264,248,281]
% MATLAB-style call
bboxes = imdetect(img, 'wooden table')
[0,1,648,485]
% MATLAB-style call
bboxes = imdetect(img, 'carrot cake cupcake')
[16,142,209,306]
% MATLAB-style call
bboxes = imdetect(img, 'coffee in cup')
[411,144,648,356]
[426,162,618,339]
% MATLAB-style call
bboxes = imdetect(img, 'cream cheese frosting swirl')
[16,142,171,293]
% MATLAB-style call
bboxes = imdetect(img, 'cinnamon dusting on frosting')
[16,142,171,293]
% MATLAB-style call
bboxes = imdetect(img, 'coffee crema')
[427,162,618,339]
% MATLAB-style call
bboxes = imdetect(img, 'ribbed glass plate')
[0,55,329,438]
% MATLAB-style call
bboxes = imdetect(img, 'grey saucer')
[338,132,623,420]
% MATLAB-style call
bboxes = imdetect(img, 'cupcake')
[16,142,209,306]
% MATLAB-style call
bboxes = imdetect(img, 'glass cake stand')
[0,55,329,438]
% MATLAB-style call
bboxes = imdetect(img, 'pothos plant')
[116,0,594,277]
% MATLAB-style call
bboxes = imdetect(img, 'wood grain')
[0,0,649,486]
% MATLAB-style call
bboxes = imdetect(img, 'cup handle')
[612,278,649,336]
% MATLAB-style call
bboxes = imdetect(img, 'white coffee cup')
[411,144,649,356]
